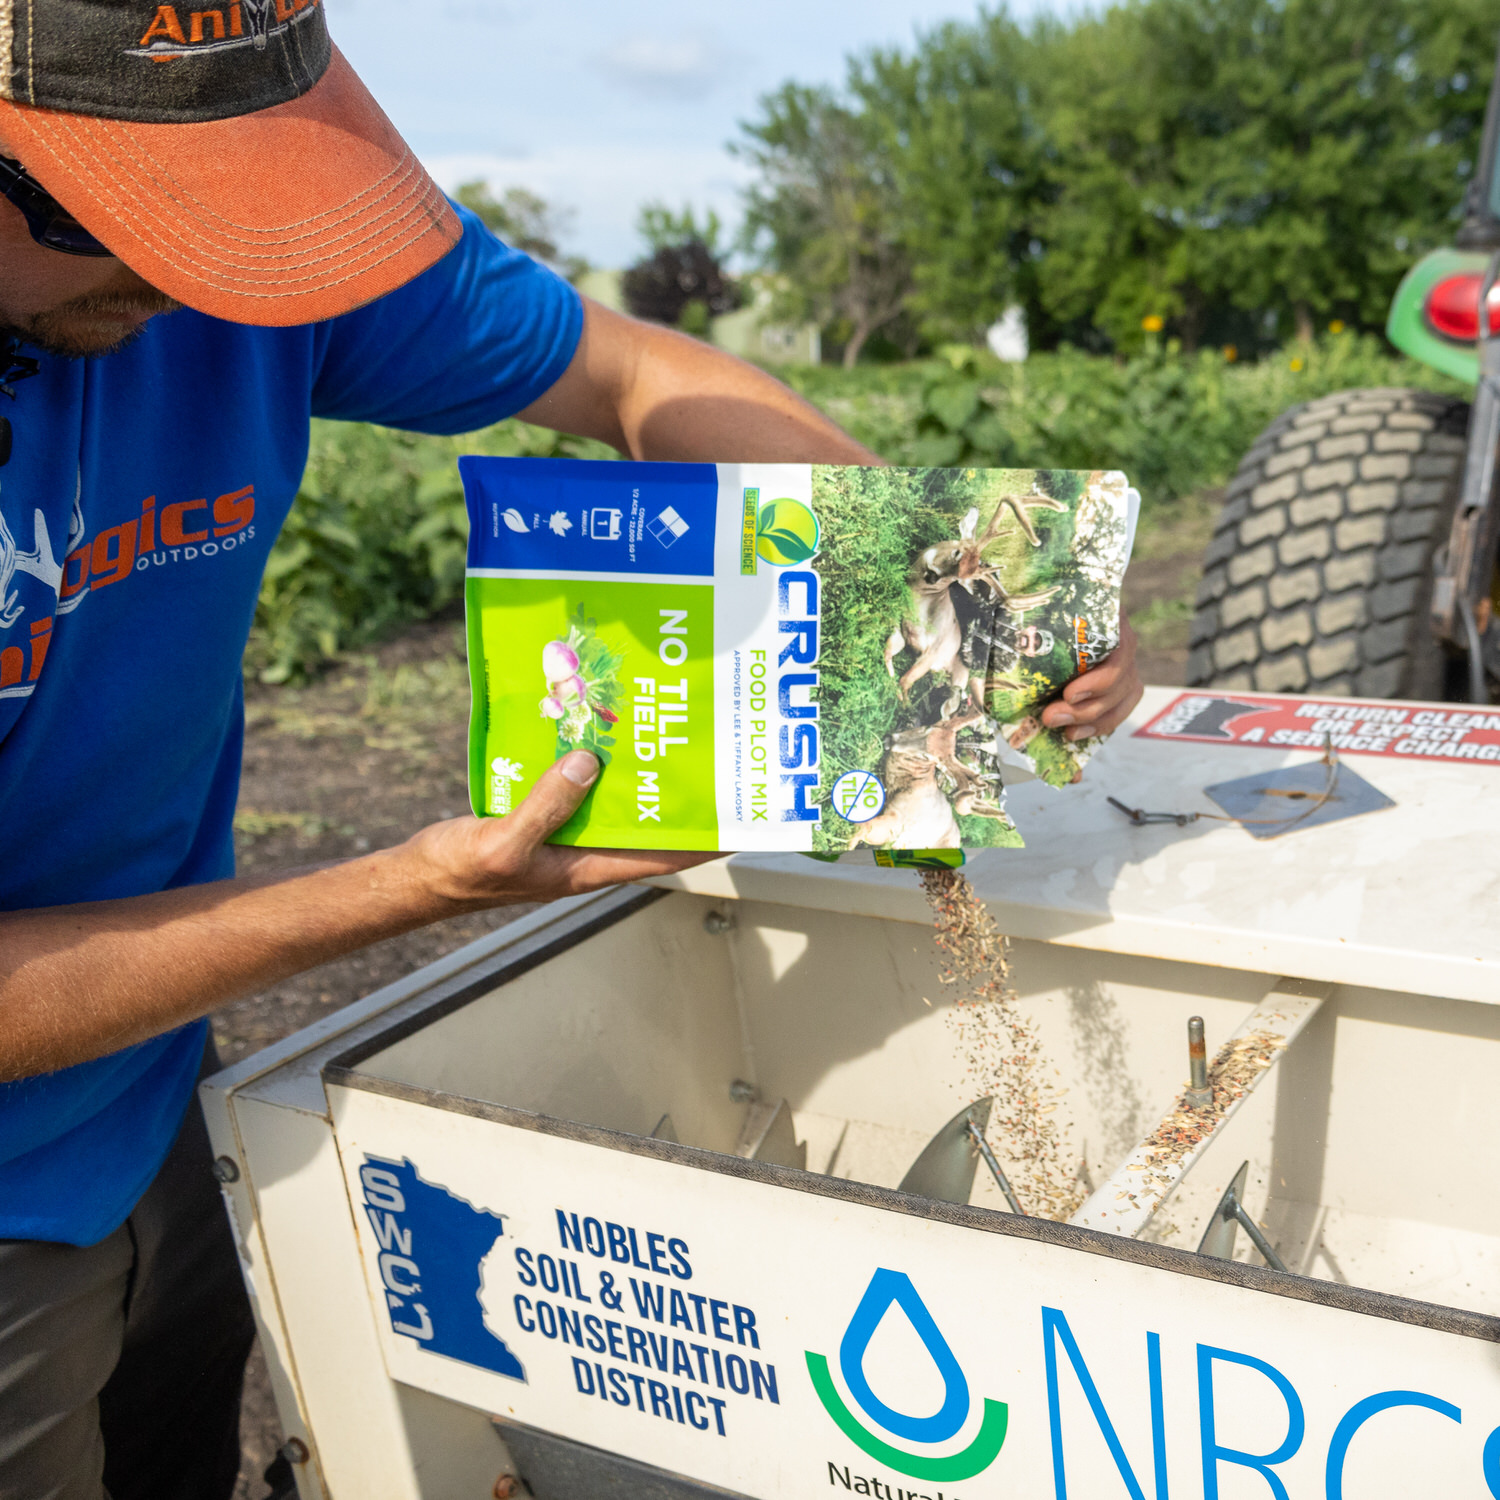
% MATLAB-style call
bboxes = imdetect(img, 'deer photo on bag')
[461,459,1136,853]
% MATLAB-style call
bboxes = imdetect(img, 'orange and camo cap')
[0,0,460,325]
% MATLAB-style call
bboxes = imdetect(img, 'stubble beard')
[13,287,183,358]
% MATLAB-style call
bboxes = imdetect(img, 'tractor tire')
[1186,388,1470,700]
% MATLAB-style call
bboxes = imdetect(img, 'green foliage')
[848,13,1041,344]
[249,336,1463,686]
[247,419,615,684]
[736,82,915,368]
[452,180,587,281]
[781,333,1468,503]
[637,202,725,256]
[623,202,739,334]
[1023,0,1498,350]
[738,0,1500,356]
[805,466,1106,850]
[678,299,712,337]
[804,466,957,851]
[622,208,739,331]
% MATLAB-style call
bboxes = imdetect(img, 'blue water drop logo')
[839,1268,970,1443]
[805,1267,1009,1482]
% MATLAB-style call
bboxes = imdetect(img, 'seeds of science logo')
[806,1269,1007,1482]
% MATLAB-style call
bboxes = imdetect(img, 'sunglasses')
[0,156,112,257]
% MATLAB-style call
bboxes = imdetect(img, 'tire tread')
[1185,388,1468,699]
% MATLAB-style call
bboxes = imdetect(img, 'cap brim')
[0,47,460,326]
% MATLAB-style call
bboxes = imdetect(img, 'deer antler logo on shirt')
[0,481,84,630]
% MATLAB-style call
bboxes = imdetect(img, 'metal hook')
[1106,796,1200,827]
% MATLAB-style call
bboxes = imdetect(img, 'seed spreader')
[204,684,1500,1500]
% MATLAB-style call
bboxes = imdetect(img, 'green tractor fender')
[1386,247,1489,386]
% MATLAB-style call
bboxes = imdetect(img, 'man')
[957,579,1060,693]
[0,6,1144,1498]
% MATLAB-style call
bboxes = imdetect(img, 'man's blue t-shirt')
[0,204,583,1245]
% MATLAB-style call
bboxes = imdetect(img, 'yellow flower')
[1290,357,1305,372]
[1329,319,1346,334]
[1223,344,1238,363]
[1141,314,1165,333]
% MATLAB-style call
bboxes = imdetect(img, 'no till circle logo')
[833,770,885,823]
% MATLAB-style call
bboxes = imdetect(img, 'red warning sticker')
[1135,692,1500,765]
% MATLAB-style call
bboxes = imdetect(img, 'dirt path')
[222,500,1215,1496]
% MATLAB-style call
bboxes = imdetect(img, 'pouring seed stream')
[920,869,1085,1220]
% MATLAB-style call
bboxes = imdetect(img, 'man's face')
[1015,626,1049,656]
[0,164,180,357]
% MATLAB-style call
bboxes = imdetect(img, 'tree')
[453,181,588,280]
[849,13,1044,344]
[1185,0,1494,340]
[637,202,726,256]
[621,202,739,333]
[734,0,1500,356]
[1022,0,1496,349]
[737,83,915,367]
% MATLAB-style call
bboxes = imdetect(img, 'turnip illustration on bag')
[461,458,1137,853]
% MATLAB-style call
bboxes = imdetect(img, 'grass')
[808,465,952,851]
[232,810,346,842]
[1131,594,1195,652]
[780,333,1469,504]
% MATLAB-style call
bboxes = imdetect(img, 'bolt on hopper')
[204,686,1500,1500]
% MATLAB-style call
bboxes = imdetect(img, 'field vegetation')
[806,465,1035,850]
[251,334,1463,683]
[247,416,611,684]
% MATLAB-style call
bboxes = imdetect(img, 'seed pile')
[1129,1028,1287,1192]
[920,868,1084,1220]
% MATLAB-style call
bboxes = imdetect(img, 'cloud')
[593,30,740,100]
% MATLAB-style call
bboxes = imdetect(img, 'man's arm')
[1,304,1140,1081]
[521,299,1143,743]
[519,298,881,465]
[0,753,696,1080]
[0,314,878,1081]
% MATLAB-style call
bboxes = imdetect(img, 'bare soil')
[1121,490,1218,686]
[221,502,1215,1497]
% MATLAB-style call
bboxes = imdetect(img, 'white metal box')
[202,687,1500,1500]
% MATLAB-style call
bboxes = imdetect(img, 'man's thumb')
[503,751,601,846]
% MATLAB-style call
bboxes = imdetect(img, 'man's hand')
[0,755,711,1081]
[404,750,712,908]
[1040,615,1145,742]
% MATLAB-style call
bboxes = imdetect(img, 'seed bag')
[462,459,1136,853]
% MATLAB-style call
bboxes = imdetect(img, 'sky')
[326,0,1066,269]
